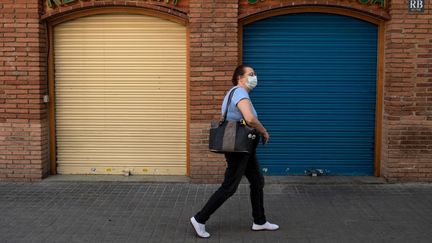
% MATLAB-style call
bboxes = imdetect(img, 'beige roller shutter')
[54,14,187,175]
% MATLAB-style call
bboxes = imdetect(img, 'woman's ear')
[238,74,245,85]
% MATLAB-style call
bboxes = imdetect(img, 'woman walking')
[190,65,279,238]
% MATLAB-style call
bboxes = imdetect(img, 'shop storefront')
[0,0,431,182]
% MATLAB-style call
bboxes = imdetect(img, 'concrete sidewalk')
[0,178,431,243]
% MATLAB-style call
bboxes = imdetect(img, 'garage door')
[54,14,187,175]
[243,13,377,175]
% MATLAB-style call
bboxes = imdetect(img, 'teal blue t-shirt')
[221,86,258,121]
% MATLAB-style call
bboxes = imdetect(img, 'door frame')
[46,7,190,176]
[238,6,385,177]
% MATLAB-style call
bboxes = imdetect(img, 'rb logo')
[409,0,425,12]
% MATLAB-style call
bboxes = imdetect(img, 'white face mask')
[246,75,258,90]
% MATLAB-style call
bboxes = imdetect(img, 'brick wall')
[0,0,49,181]
[1,0,430,183]
[189,0,239,183]
[188,0,432,183]
[383,0,432,182]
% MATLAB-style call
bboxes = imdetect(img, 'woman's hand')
[262,131,270,145]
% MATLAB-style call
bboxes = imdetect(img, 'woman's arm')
[237,99,270,144]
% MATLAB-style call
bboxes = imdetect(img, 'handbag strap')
[222,87,239,122]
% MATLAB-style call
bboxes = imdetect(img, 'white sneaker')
[252,221,280,231]
[190,217,210,238]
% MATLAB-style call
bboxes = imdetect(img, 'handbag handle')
[222,87,239,122]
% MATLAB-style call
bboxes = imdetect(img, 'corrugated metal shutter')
[54,14,187,175]
[243,13,377,175]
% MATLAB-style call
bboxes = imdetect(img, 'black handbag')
[209,87,258,153]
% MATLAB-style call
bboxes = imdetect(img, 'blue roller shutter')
[243,13,377,175]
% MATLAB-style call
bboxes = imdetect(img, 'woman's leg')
[194,152,250,224]
[244,153,267,225]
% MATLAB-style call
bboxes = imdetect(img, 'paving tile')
[0,181,431,242]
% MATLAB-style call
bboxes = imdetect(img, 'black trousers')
[194,141,267,225]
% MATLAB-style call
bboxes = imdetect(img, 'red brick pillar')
[0,0,49,181]
[382,0,432,182]
[189,0,239,183]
